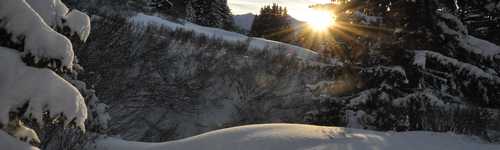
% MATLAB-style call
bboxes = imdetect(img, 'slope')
[129,13,319,61]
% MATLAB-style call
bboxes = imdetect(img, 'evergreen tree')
[307,0,500,140]
[0,0,94,148]
[250,4,292,43]
[190,0,234,30]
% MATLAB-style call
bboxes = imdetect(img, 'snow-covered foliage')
[0,0,75,67]
[91,124,500,150]
[437,11,500,60]
[0,47,87,130]
[302,1,500,139]
[8,120,41,144]
[25,0,91,41]
[0,0,92,148]
[413,50,500,83]
[0,130,39,150]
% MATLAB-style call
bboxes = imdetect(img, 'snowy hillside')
[92,124,500,150]
[233,13,255,31]
[129,13,319,61]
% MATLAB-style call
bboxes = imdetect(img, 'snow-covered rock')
[92,124,500,150]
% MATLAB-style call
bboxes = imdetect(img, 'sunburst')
[304,9,335,31]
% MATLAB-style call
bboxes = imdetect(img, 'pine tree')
[0,0,101,148]
[308,0,500,140]
[190,0,234,30]
[250,4,293,43]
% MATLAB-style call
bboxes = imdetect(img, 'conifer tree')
[250,4,292,43]
[190,0,234,29]
[308,0,500,140]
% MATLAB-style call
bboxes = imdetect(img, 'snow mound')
[93,124,500,150]
[129,13,319,61]
[0,47,87,130]
[0,0,75,68]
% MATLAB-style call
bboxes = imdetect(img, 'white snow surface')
[0,47,87,130]
[0,0,75,67]
[129,13,319,61]
[93,124,500,150]
[0,130,39,150]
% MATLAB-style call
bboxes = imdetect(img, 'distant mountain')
[233,13,255,32]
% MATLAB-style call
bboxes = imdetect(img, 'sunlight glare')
[305,9,335,31]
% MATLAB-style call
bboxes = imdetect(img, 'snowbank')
[92,124,500,150]
[129,14,319,61]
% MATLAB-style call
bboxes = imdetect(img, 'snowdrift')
[93,124,499,150]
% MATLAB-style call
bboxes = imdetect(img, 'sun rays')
[304,9,336,31]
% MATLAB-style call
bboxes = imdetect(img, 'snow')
[348,89,375,107]
[64,9,91,41]
[25,0,69,27]
[353,11,383,25]
[0,0,75,68]
[129,13,319,61]
[463,36,500,58]
[92,124,500,150]
[10,121,41,144]
[413,50,427,68]
[436,12,500,59]
[0,47,87,130]
[393,91,445,108]
[0,130,39,150]
[413,50,500,83]
[26,0,91,41]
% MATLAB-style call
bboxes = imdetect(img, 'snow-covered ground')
[129,13,319,61]
[92,124,500,150]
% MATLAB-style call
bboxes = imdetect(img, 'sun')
[305,9,335,31]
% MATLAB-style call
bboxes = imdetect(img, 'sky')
[228,0,331,21]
